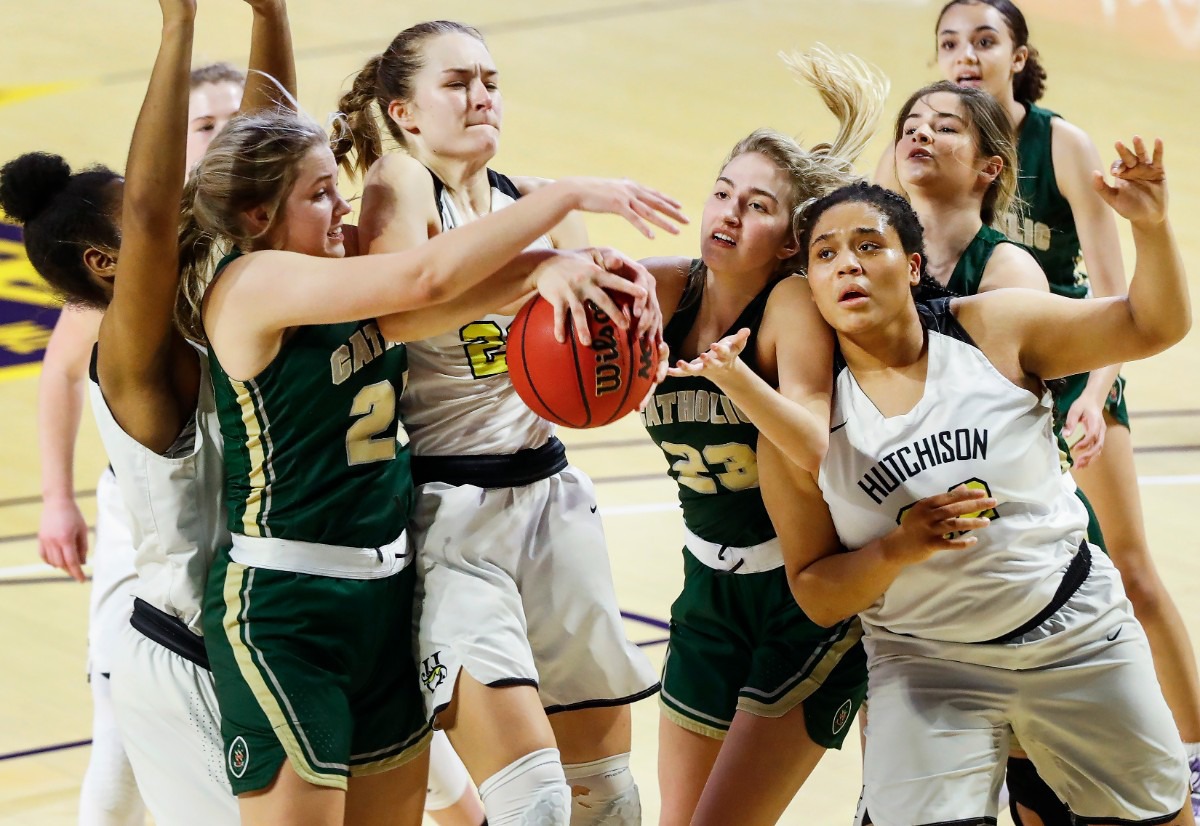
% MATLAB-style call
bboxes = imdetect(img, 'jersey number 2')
[460,321,508,379]
[346,380,409,466]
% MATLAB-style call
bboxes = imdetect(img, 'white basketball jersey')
[88,348,229,633]
[818,301,1088,643]
[400,169,555,456]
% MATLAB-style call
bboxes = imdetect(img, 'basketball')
[507,293,656,428]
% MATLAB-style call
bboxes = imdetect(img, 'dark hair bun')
[0,152,73,224]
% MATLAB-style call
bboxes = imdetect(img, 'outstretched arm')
[966,137,1189,382]
[239,0,296,114]
[96,0,196,450]
[38,306,102,582]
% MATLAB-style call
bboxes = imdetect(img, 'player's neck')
[911,195,984,285]
[702,264,774,326]
[423,155,493,216]
[838,305,926,375]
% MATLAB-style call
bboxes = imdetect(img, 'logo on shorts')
[421,651,449,693]
[229,736,249,779]
[832,699,853,735]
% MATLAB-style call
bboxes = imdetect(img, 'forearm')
[1082,363,1122,403]
[38,371,85,501]
[1126,219,1191,350]
[710,360,827,474]
[241,0,296,112]
[378,250,555,342]
[792,535,907,627]
[409,184,579,303]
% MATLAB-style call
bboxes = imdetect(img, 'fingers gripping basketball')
[508,294,656,428]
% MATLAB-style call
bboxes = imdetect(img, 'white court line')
[0,473,1196,579]
[0,563,89,581]
[598,473,1200,517]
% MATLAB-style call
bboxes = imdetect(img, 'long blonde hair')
[176,108,327,343]
[718,44,890,274]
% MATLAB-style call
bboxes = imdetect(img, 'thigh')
[237,760,345,826]
[657,712,722,826]
[861,646,1008,826]
[692,703,827,826]
[1015,621,1188,824]
[548,704,631,765]
[345,749,430,826]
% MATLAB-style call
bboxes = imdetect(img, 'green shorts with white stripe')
[203,545,431,793]
[659,547,868,748]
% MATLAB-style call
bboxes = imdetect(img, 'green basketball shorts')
[203,545,431,793]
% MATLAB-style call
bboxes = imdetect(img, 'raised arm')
[38,306,102,582]
[95,0,196,448]
[239,0,296,114]
[759,438,995,627]
[1052,119,1127,465]
[966,138,1189,383]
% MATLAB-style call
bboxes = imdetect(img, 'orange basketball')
[507,294,656,428]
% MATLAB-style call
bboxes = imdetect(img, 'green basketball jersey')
[1002,103,1089,299]
[945,224,1017,296]
[208,251,413,547]
[641,264,776,547]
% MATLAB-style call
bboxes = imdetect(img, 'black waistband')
[130,598,210,670]
[411,437,568,489]
[980,543,1092,645]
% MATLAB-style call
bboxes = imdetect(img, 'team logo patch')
[421,652,449,693]
[228,736,250,778]
[832,699,853,735]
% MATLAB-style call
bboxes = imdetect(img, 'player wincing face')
[388,31,503,163]
[701,151,799,277]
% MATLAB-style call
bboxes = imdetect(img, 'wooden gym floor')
[0,0,1197,822]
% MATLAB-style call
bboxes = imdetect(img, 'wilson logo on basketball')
[507,293,656,428]
[591,309,622,396]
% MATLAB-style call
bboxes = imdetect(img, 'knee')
[564,752,641,826]
[479,748,571,826]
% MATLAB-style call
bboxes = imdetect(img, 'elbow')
[789,573,850,628]
[408,263,453,308]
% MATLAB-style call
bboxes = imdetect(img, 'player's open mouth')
[838,284,869,304]
[327,226,343,241]
[908,147,934,161]
[712,232,736,248]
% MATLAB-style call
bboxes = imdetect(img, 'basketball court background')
[1,0,1197,822]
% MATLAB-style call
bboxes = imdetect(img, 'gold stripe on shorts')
[222,561,347,789]
[349,727,434,778]
[736,619,864,719]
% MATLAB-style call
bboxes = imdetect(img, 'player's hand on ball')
[1093,136,1167,225]
[666,328,751,380]
[532,250,645,346]
[883,485,996,565]
[559,177,689,239]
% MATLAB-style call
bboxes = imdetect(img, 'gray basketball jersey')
[400,169,554,456]
[88,349,228,633]
[818,301,1088,643]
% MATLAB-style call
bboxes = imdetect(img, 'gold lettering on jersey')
[641,390,749,428]
[1000,214,1052,252]
[857,428,989,505]
[330,321,397,386]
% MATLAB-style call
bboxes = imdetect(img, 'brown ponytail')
[331,21,486,178]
